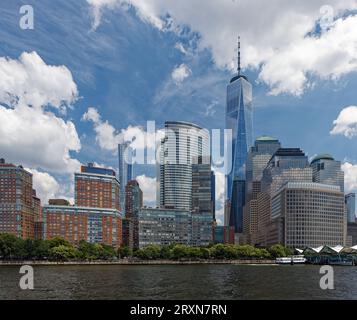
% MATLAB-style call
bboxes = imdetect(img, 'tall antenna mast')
[237,35,241,75]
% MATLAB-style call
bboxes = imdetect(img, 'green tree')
[187,247,202,260]
[235,245,256,258]
[171,245,190,260]
[210,244,225,259]
[118,246,132,258]
[253,248,271,259]
[0,233,25,259]
[101,244,116,260]
[50,245,79,261]
[269,244,290,258]
[199,247,211,259]
[160,245,172,259]
[134,245,161,260]
[47,237,71,249]
[33,240,50,259]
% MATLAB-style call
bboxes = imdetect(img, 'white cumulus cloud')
[0,52,81,175]
[171,64,191,84]
[27,169,61,204]
[136,174,157,206]
[0,105,81,174]
[87,0,357,96]
[82,107,164,158]
[331,106,357,138]
[0,51,78,110]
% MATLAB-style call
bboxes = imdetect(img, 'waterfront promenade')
[0,259,276,266]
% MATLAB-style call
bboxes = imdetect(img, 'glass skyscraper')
[346,193,356,223]
[118,142,133,214]
[246,136,281,201]
[158,121,210,211]
[310,154,344,193]
[226,39,253,233]
[261,148,313,196]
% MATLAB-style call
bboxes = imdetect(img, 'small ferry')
[276,255,306,265]
[292,255,306,264]
[275,257,292,264]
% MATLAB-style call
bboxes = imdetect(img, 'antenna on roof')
[237,35,241,75]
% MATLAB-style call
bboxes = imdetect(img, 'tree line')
[0,233,293,261]
[120,243,293,260]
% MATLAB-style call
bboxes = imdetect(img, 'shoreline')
[0,259,277,266]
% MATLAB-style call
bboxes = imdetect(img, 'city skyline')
[1,1,357,228]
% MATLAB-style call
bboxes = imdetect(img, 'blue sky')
[1,0,357,223]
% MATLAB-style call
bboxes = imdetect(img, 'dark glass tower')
[118,142,133,214]
[226,37,253,233]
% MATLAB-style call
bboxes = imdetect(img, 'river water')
[0,264,356,299]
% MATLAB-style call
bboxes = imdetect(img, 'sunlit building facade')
[43,205,122,247]
[255,148,313,246]
[44,163,122,247]
[0,158,40,239]
[271,182,346,248]
[75,163,120,211]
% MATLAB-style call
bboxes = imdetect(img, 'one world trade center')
[226,37,253,233]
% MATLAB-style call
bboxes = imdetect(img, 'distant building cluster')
[224,39,356,248]
[0,41,356,250]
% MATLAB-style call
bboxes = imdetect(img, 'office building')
[138,207,191,248]
[33,190,43,240]
[345,193,356,223]
[124,180,143,249]
[211,171,216,221]
[0,158,40,239]
[243,136,281,243]
[310,154,344,192]
[246,136,281,201]
[138,207,213,248]
[270,182,346,248]
[118,142,133,214]
[191,157,215,245]
[158,121,210,211]
[261,148,312,196]
[192,156,214,215]
[213,225,235,244]
[226,38,253,233]
[75,163,120,210]
[347,222,357,246]
[191,213,214,246]
[43,204,122,247]
[255,148,313,246]
[122,218,133,248]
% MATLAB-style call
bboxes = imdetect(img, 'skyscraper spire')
[237,35,241,75]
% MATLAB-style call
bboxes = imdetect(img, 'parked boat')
[276,257,292,264]
[292,255,307,264]
[276,255,306,265]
